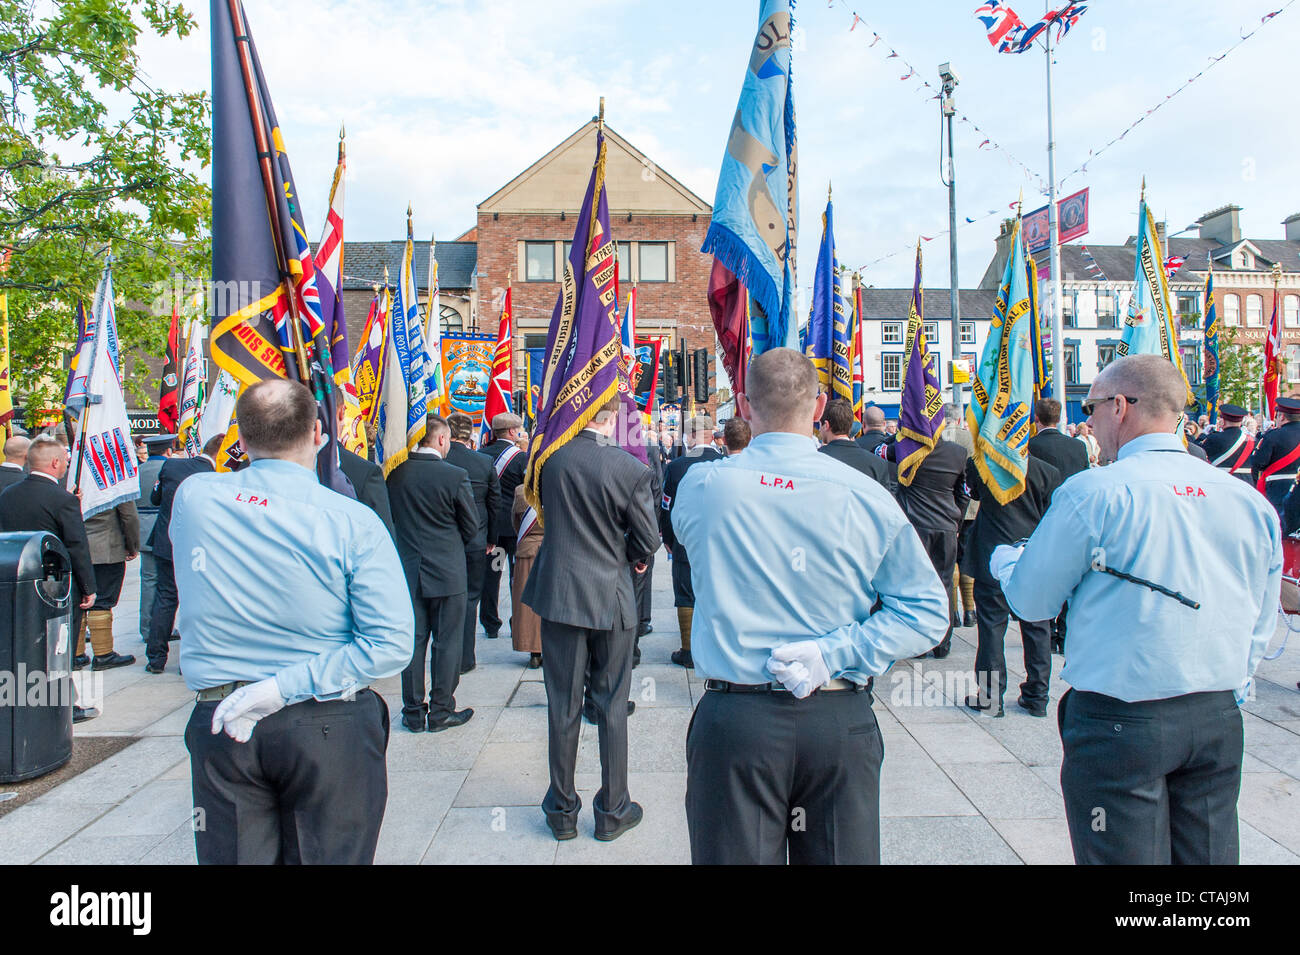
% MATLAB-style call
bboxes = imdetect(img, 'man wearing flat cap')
[1199,404,1255,482]
[1251,395,1300,519]
[479,412,527,640]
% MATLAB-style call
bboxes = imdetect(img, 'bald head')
[3,435,30,466]
[741,348,820,434]
[236,379,319,459]
[863,406,886,429]
[1094,354,1188,422]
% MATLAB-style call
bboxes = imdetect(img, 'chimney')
[978,218,1018,290]
[1285,213,1300,243]
[1196,204,1242,245]
[1155,221,1167,248]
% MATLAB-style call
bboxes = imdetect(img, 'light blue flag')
[967,216,1035,504]
[701,0,798,355]
[1119,195,1192,402]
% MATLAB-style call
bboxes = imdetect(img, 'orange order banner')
[438,334,495,427]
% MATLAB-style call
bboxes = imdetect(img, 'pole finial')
[1140,176,1146,202]
[827,182,832,203]
[598,97,605,131]
[507,270,512,286]
[338,122,346,160]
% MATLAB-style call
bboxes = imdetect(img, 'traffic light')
[693,348,716,404]
[678,337,690,396]
[661,351,679,403]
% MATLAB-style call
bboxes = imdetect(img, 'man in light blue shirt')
[996,354,1282,865]
[673,349,949,865]
[173,379,413,864]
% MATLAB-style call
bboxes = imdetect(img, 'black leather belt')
[703,678,866,694]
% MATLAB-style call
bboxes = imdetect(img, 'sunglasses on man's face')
[1080,395,1139,417]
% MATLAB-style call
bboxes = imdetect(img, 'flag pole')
[224,0,310,383]
[1045,4,1065,428]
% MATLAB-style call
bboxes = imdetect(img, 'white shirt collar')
[32,471,58,483]
[0,462,22,470]
[412,447,442,459]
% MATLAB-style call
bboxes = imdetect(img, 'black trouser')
[90,562,126,610]
[541,618,636,834]
[1052,603,1069,648]
[185,689,389,864]
[1059,688,1243,864]
[633,551,654,633]
[479,535,514,636]
[973,577,1051,705]
[147,557,178,668]
[462,548,488,668]
[402,592,467,723]
[671,554,694,608]
[686,687,882,864]
[913,525,957,641]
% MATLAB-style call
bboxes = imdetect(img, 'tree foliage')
[1214,325,1265,411]
[1,0,210,420]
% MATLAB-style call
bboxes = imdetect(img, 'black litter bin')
[0,531,75,782]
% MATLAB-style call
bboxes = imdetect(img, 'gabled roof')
[478,119,711,216]
[1056,236,1299,285]
[332,241,477,292]
[858,288,998,320]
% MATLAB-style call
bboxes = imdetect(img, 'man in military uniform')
[660,414,724,669]
[1251,395,1300,518]
[479,412,528,640]
[1199,404,1255,482]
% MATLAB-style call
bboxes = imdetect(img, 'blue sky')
[138,0,1299,290]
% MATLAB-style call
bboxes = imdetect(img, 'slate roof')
[857,288,998,321]
[327,241,477,291]
[1058,236,1299,285]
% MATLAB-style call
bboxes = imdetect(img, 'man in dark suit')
[1026,398,1089,654]
[478,413,527,640]
[386,415,479,732]
[446,412,499,674]
[632,427,664,662]
[964,453,1062,717]
[335,388,394,537]
[856,405,898,492]
[0,435,99,721]
[136,434,175,645]
[523,395,658,842]
[885,421,970,659]
[1027,399,1089,481]
[660,414,725,669]
[145,433,221,674]
[819,398,890,489]
[0,434,29,491]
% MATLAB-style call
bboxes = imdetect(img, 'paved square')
[3,550,1297,864]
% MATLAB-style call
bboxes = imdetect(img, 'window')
[1177,294,1200,329]
[638,242,669,282]
[1097,294,1117,329]
[1180,345,1202,385]
[438,304,463,336]
[1284,295,1299,329]
[523,333,548,349]
[617,241,632,272]
[1289,344,1300,382]
[1097,344,1117,371]
[1062,295,1076,328]
[1063,342,1080,385]
[960,322,975,344]
[882,354,903,391]
[923,322,939,345]
[525,241,555,282]
[881,322,902,344]
[1246,294,1264,327]
[1224,293,1240,326]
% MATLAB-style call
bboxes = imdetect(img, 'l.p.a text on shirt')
[49,885,151,936]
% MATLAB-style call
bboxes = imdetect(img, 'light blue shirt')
[1003,432,1282,703]
[171,458,415,704]
[672,431,949,685]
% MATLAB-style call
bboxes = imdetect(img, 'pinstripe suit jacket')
[522,430,658,631]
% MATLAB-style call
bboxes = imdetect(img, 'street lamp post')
[939,62,962,417]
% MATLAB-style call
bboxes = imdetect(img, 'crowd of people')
[0,349,1288,866]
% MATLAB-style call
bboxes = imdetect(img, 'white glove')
[765,641,831,699]
[989,543,1025,591]
[211,677,286,743]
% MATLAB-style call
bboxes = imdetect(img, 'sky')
[132,0,1300,292]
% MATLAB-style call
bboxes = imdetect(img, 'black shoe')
[547,816,578,841]
[962,610,976,628]
[460,662,477,675]
[1051,638,1064,655]
[639,623,653,635]
[72,654,90,671]
[402,715,426,733]
[929,634,952,659]
[144,662,165,675]
[632,650,641,668]
[428,708,474,732]
[91,651,136,671]
[670,648,694,669]
[1016,695,1048,718]
[965,694,1004,718]
[485,631,499,640]
[72,705,99,724]
[527,653,542,669]
[594,802,644,842]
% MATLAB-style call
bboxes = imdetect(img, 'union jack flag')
[974,1,1025,50]
[1163,254,1186,279]
[975,2,1088,54]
